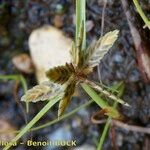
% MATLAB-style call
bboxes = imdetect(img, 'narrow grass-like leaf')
[81,83,123,119]
[3,94,62,150]
[19,75,29,113]
[85,80,129,106]
[32,100,93,131]
[133,0,150,29]
[97,82,125,150]
[81,83,109,108]
[0,100,93,134]
[0,74,29,113]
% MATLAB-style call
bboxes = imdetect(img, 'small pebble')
[113,53,124,64]
[86,20,94,32]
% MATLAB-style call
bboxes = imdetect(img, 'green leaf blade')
[81,83,109,108]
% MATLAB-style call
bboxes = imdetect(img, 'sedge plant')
[3,0,130,149]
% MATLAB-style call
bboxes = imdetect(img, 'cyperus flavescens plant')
[21,25,129,117]
[3,1,130,150]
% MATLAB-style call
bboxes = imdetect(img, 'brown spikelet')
[21,81,64,102]
[86,80,130,106]
[46,63,75,84]
[58,79,76,116]
[85,30,119,68]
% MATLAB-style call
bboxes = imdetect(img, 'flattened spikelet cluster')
[21,28,122,116]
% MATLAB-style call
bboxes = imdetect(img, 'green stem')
[19,75,27,93]
[97,83,125,150]
[97,103,117,150]
[133,0,150,28]
[76,0,86,49]
[0,75,29,113]
[19,75,29,113]
[31,100,93,131]
[0,75,19,80]
[3,95,62,150]
[97,118,110,150]
[0,100,93,134]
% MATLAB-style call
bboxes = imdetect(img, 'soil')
[0,0,150,150]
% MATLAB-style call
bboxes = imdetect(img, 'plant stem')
[133,0,150,28]
[81,82,123,119]
[0,75,29,113]
[97,104,116,150]
[3,95,62,150]
[31,100,93,131]
[19,75,29,113]
[0,100,93,134]
[97,82,124,150]
[76,0,86,50]
[0,75,19,80]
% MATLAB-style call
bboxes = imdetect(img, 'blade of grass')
[0,74,19,80]
[3,94,62,150]
[81,83,109,108]
[19,75,29,113]
[97,82,125,150]
[133,0,150,28]
[81,82,124,119]
[97,117,111,150]
[31,100,93,131]
[0,100,93,134]
[0,82,124,136]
